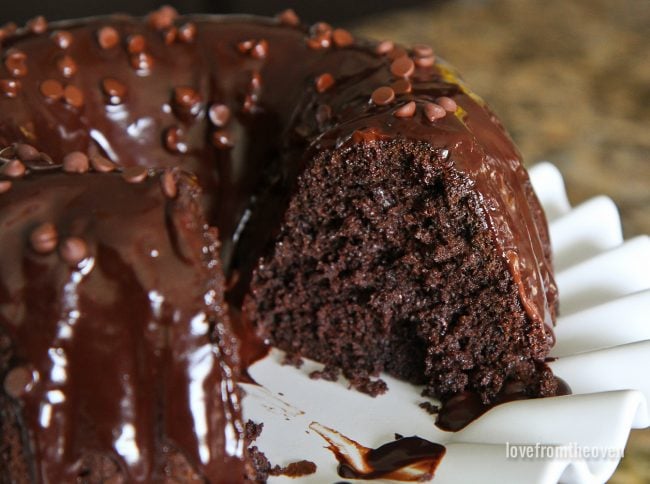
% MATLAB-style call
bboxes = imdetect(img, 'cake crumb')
[269,460,317,477]
[308,365,339,382]
[247,446,271,483]
[245,420,264,442]
[245,420,315,481]
[281,352,304,368]
[247,446,316,481]
[348,375,388,396]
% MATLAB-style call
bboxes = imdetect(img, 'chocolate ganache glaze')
[0,168,246,481]
[0,6,561,481]
[0,10,556,324]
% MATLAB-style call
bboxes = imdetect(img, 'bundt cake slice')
[243,57,560,404]
[0,163,248,482]
[246,136,558,402]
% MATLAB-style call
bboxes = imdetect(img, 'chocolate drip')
[310,422,445,481]
[0,172,245,482]
[436,377,572,432]
[338,438,445,481]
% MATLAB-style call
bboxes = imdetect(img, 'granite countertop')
[352,0,649,481]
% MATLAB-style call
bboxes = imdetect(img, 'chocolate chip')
[15,143,40,162]
[173,86,201,108]
[63,85,84,108]
[172,86,202,116]
[237,39,254,54]
[306,23,332,50]
[249,71,262,92]
[370,86,395,106]
[178,23,197,43]
[414,55,435,68]
[424,102,446,121]
[51,30,73,49]
[390,56,415,78]
[130,52,154,73]
[0,180,11,193]
[2,159,26,177]
[127,34,146,54]
[306,36,330,50]
[147,5,178,30]
[57,55,77,78]
[391,79,412,95]
[436,96,457,112]
[376,40,394,55]
[89,154,115,172]
[160,169,177,198]
[40,79,63,100]
[413,44,434,58]
[97,26,120,50]
[0,79,21,98]
[315,73,335,93]
[250,39,268,59]
[63,151,89,173]
[161,26,177,45]
[277,9,300,27]
[388,46,408,60]
[311,22,332,35]
[212,130,233,149]
[3,366,33,398]
[60,237,88,266]
[26,16,48,34]
[208,103,231,127]
[163,126,187,153]
[242,94,256,113]
[35,152,56,169]
[4,49,28,77]
[394,101,417,118]
[121,166,148,183]
[101,78,127,105]
[30,222,58,253]
[316,104,332,124]
[332,29,354,48]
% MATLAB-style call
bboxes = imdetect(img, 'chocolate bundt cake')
[0,6,559,482]
[0,168,247,482]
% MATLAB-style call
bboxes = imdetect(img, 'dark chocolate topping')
[0,15,556,326]
[436,376,572,432]
[311,423,445,481]
[0,170,246,482]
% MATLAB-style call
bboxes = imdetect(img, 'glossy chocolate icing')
[0,170,245,482]
[0,9,558,481]
[0,12,556,326]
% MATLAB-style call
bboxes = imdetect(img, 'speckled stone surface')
[351,0,649,481]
